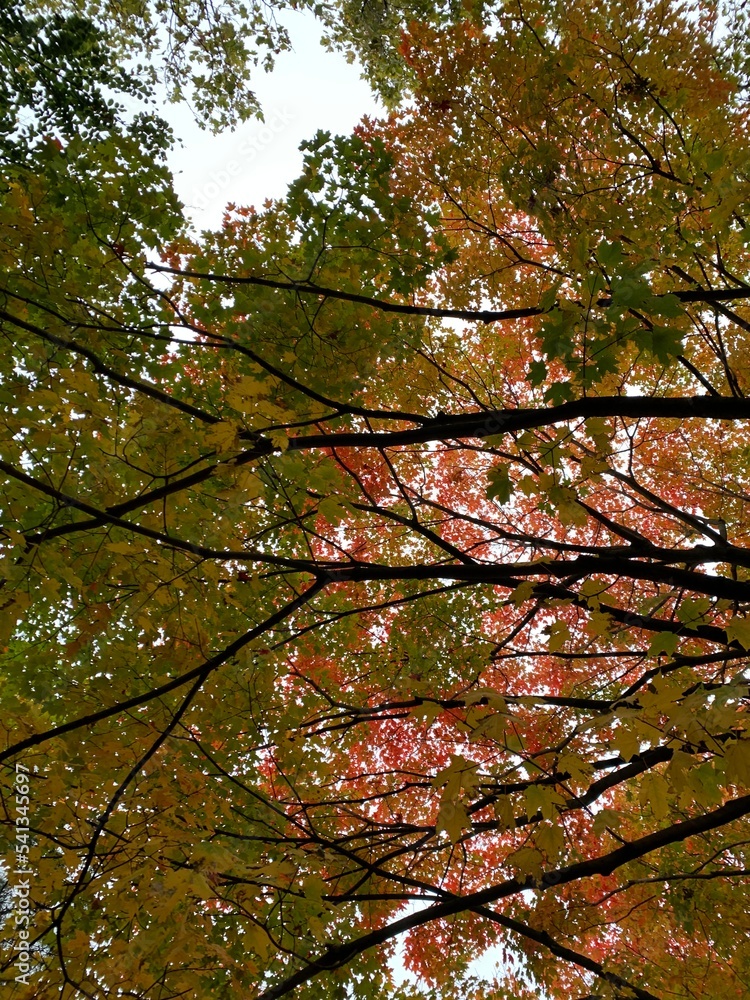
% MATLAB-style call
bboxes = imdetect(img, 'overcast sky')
[165,10,383,232]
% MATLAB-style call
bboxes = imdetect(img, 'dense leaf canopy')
[2,1,750,999]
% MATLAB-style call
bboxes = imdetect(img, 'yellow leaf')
[639,771,670,821]
[39,576,61,599]
[536,821,565,861]
[436,801,470,843]
[106,541,134,554]
[269,429,289,451]
[610,724,641,762]
[470,713,508,743]
[59,368,98,396]
[256,400,293,422]
[0,592,31,646]
[546,620,570,653]
[510,846,544,879]
[724,737,750,787]
[494,795,517,831]
[412,701,443,726]
[592,808,621,836]
[226,376,268,411]
[308,915,328,942]
[464,688,507,710]
[551,485,588,527]
[432,754,476,790]
[234,467,264,499]
[667,749,697,793]
[579,578,604,608]
[205,420,240,454]
[511,580,535,605]
[517,475,538,496]
[525,784,566,821]
[580,453,608,478]
[587,610,614,639]
[242,922,272,961]
[191,873,215,900]
[726,617,750,650]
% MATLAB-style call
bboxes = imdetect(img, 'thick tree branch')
[255,792,750,998]
[148,262,750,322]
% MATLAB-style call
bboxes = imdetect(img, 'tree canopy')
[2,1,750,998]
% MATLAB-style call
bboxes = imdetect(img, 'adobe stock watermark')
[189,106,296,214]
[11,761,37,986]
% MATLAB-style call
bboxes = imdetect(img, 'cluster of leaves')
[22,0,490,129]
[2,1,750,1000]
[23,0,296,131]
[316,0,489,107]
[0,0,156,162]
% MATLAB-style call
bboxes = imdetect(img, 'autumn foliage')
[2,1,750,998]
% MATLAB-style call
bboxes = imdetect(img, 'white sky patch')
[165,9,383,232]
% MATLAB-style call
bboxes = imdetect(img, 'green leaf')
[597,240,624,269]
[544,381,574,405]
[435,801,471,843]
[318,496,349,526]
[637,325,684,363]
[545,620,571,653]
[528,358,548,385]
[592,808,621,836]
[648,632,679,657]
[650,294,684,318]
[676,597,711,630]
[726,617,750,650]
[487,464,513,503]
[639,771,670,820]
